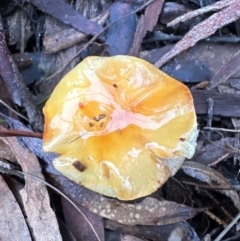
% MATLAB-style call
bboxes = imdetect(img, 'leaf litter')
[2,0,240,240]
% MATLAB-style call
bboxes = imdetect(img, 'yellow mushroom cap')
[42,56,198,200]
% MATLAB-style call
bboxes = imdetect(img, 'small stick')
[206,98,214,139]
[0,99,29,122]
[204,127,240,133]
[208,153,230,167]
[214,212,240,241]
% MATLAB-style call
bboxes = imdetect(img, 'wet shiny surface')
[43,56,198,200]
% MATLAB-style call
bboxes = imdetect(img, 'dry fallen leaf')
[61,197,104,241]
[106,2,136,55]
[0,175,32,241]
[0,126,62,241]
[129,0,164,56]
[207,49,240,90]
[181,161,240,210]
[105,220,200,241]
[154,0,240,67]
[0,139,17,163]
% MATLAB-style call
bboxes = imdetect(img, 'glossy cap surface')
[43,56,198,200]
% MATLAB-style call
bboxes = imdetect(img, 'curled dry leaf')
[181,161,240,210]
[42,55,198,200]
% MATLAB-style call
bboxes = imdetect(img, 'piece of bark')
[0,17,43,131]
[191,90,240,117]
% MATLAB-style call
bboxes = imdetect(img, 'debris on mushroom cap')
[42,55,198,200]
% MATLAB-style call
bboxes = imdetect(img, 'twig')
[214,212,240,241]
[0,128,42,138]
[206,98,214,139]
[204,127,240,133]
[204,210,228,228]
[0,99,29,122]
[208,153,231,167]
[181,181,234,190]
[20,11,25,53]
[168,0,234,27]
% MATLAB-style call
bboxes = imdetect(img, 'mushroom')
[42,56,198,200]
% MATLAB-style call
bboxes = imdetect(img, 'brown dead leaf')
[208,49,240,89]
[29,0,103,36]
[192,137,235,166]
[106,2,136,55]
[105,220,200,241]
[181,161,240,210]
[128,0,164,56]
[62,197,104,241]
[0,126,62,241]
[0,139,17,163]
[0,175,32,241]
[84,196,203,226]
[154,1,240,68]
